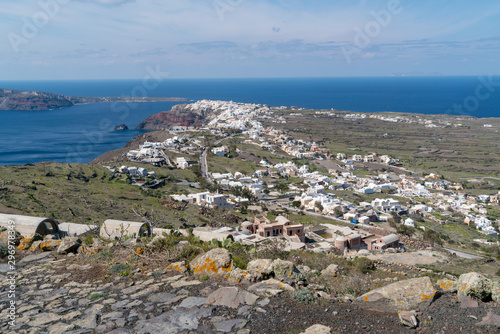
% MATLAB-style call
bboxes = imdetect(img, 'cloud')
[178,41,239,52]
[75,0,135,5]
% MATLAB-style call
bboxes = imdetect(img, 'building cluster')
[310,224,401,253]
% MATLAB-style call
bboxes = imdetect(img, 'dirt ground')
[366,250,450,266]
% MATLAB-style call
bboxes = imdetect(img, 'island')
[0,88,189,111]
[114,124,129,131]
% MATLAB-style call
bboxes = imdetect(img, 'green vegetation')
[268,110,500,182]
[88,293,107,300]
[0,162,219,228]
[0,244,8,258]
[108,263,130,275]
[292,289,316,304]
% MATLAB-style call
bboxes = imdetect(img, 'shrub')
[353,257,374,274]
[292,289,316,304]
[109,263,130,275]
[256,239,288,261]
[200,275,210,282]
[328,275,369,297]
[0,244,8,258]
[153,270,163,277]
[228,242,251,270]
[83,234,94,245]
[174,245,202,263]
[88,293,107,301]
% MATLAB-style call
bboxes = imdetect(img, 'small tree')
[315,201,324,212]
[131,205,167,232]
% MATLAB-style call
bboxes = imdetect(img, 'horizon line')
[1,74,499,82]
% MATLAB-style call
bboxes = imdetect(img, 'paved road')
[199,134,235,185]
[199,149,212,184]
[443,247,485,259]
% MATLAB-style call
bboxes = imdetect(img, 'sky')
[1,0,500,80]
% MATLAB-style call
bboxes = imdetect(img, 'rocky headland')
[135,104,211,131]
[0,88,188,111]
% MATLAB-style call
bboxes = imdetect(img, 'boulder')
[492,281,500,303]
[300,324,331,334]
[167,261,188,273]
[228,268,256,283]
[436,279,457,293]
[272,259,304,281]
[189,248,234,277]
[355,276,437,311]
[57,237,81,254]
[247,259,273,279]
[398,310,419,328]
[457,272,493,301]
[248,278,295,297]
[29,239,61,252]
[321,264,339,277]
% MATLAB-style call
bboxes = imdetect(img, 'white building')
[212,147,226,157]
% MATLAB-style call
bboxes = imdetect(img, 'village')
[103,100,499,255]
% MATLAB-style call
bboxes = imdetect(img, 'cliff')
[135,104,208,130]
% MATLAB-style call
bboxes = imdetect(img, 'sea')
[0,76,499,166]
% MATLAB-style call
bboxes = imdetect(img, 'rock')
[475,312,500,328]
[228,268,255,283]
[114,124,129,131]
[213,319,247,333]
[134,306,212,333]
[147,292,178,303]
[177,297,207,309]
[272,259,304,281]
[29,240,43,251]
[321,264,339,277]
[300,324,332,334]
[492,281,500,303]
[248,278,295,297]
[460,295,479,309]
[107,329,133,334]
[436,279,457,293]
[170,279,202,289]
[355,276,437,311]
[399,310,419,328]
[457,272,493,301]
[237,330,251,334]
[167,261,188,273]
[247,259,274,279]
[130,285,160,299]
[258,298,270,306]
[48,322,75,334]
[73,311,99,329]
[357,250,370,255]
[121,238,139,247]
[205,287,258,308]
[57,237,82,254]
[189,248,234,277]
[28,313,61,326]
[39,239,62,251]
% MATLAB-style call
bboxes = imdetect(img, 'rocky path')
[1,251,499,334]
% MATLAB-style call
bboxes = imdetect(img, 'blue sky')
[1,0,500,79]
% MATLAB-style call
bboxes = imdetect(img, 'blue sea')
[1,77,499,165]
